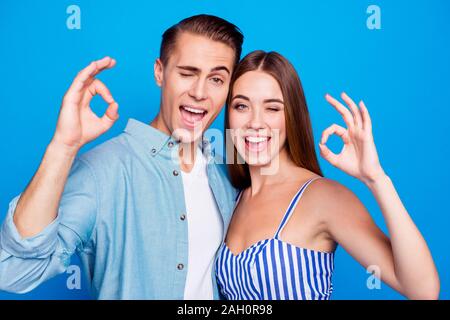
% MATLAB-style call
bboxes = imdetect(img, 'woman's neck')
[247,148,306,196]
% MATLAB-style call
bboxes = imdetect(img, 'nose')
[247,108,266,130]
[188,79,208,101]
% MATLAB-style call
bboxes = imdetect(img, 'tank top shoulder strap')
[274,176,321,239]
[233,189,244,210]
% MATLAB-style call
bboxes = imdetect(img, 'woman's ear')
[154,58,163,87]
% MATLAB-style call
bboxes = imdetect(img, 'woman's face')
[228,70,286,167]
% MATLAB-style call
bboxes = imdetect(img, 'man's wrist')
[47,139,80,159]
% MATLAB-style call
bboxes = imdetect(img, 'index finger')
[325,93,355,129]
[70,57,116,92]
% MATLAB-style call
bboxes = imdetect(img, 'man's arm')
[13,56,119,238]
[0,157,98,293]
[13,142,77,238]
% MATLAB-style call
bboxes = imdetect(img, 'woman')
[215,50,439,300]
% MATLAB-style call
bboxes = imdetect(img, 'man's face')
[154,32,235,143]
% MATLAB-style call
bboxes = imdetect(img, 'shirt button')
[173,170,179,176]
[168,141,174,148]
[177,263,184,270]
[151,148,156,154]
[180,214,186,221]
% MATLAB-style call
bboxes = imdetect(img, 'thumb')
[319,143,338,166]
[101,102,119,130]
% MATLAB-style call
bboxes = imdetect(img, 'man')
[0,14,243,299]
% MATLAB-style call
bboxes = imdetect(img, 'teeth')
[183,106,206,114]
[245,136,268,143]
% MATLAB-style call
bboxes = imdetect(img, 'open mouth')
[180,105,208,128]
[244,136,271,152]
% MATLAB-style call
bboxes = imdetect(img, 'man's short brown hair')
[160,14,244,67]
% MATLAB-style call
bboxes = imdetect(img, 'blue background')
[0,0,449,300]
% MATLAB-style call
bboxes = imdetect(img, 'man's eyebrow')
[176,65,230,75]
[211,66,230,75]
[231,94,250,102]
[176,66,200,73]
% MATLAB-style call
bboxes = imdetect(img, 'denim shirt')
[0,118,237,299]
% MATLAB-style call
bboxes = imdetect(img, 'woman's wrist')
[363,170,391,191]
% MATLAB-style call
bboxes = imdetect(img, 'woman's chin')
[244,156,273,168]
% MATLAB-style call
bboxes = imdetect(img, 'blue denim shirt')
[0,119,237,299]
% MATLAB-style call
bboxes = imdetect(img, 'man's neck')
[179,142,199,173]
[149,114,202,173]
[149,114,170,136]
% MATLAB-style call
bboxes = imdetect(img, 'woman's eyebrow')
[263,98,284,104]
[231,94,250,102]
[231,95,284,104]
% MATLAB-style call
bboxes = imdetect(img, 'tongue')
[181,107,204,123]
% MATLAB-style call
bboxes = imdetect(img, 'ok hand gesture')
[319,93,385,185]
[52,56,119,154]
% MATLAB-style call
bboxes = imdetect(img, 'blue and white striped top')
[216,177,335,300]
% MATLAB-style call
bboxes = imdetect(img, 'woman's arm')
[317,177,439,299]
[366,173,439,299]
[318,92,440,299]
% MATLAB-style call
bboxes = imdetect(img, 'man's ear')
[154,58,164,87]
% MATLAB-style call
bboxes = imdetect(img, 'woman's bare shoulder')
[304,176,365,216]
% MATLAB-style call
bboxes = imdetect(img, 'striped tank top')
[216,177,335,300]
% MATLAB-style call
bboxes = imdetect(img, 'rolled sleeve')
[0,195,62,259]
[0,157,98,293]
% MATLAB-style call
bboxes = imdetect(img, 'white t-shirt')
[181,147,223,300]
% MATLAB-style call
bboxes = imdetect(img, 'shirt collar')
[123,118,213,158]
[124,118,172,156]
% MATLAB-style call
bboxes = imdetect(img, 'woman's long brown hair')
[225,50,323,190]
